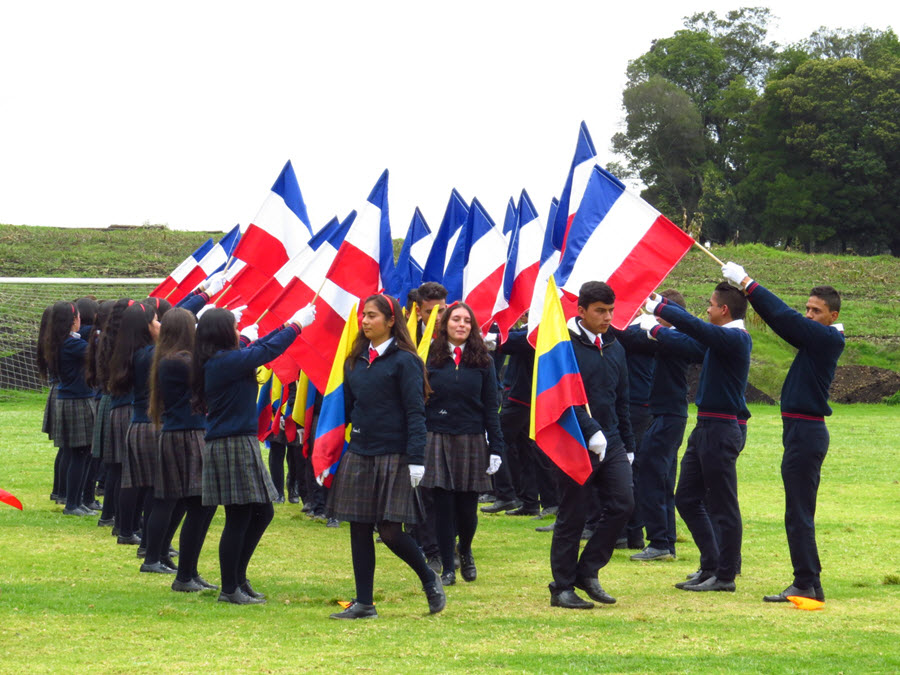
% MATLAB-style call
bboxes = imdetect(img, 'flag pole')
[693,240,725,266]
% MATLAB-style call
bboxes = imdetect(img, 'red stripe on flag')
[465,265,505,331]
[493,261,539,342]
[312,425,346,478]
[535,422,592,485]
[606,216,694,330]
[289,301,348,392]
[150,277,178,300]
[326,242,381,298]
[231,223,290,276]
[169,266,207,304]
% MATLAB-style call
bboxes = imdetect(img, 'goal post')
[0,277,163,391]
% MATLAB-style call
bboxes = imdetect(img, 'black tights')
[143,497,188,564]
[219,502,274,594]
[118,485,150,537]
[64,445,90,510]
[349,520,436,605]
[433,489,478,573]
[100,463,121,522]
[175,497,217,583]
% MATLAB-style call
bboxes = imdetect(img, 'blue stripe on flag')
[535,341,580,395]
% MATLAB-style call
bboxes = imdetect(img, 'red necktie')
[453,346,462,366]
[368,347,378,364]
[594,336,602,350]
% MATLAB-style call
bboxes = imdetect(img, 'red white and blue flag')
[422,188,469,286]
[391,207,433,301]
[451,198,506,328]
[554,166,695,329]
[150,238,214,303]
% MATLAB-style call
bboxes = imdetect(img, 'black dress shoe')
[161,556,178,571]
[288,494,300,504]
[97,518,115,527]
[614,537,628,549]
[424,579,446,614]
[535,522,556,532]
[85,500,102,511]
[273,495,285,504]
[480,499,521,514]
[477,493,495,504]
[764,584,825,603]
[171,578,203,592]
[141,561,177,574]
[240,580,265,599]
[136,546,147,558]
[111,525,120,537]
[62,506,90,516]
[675,570,714,589]
[506,506,541,516]
[168,546,179,557]
[440,570,456,586]
[683,575,736,592]
[117,534,141,545]
[459,551,476,582]
[218,589,265,605]
[330,600,377,619]
[575,577,616,604]
[550,589,594,609]
[193,575,218,590]
[426,555,442,573]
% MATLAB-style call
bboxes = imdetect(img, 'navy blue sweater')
[56,336,93,399]
[426,358,504,453]
[158,356,206,432]
[569,323,634,453]
[203,325,300,441]
[344,342,427,465]
[655,301,751,417]
[746,281,844,417]
[131,345,155,423]
[499,328,535,407]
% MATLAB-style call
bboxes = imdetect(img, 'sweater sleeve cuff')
[287,323,302,337]
[745,280,759,295]
[239,336,251,348]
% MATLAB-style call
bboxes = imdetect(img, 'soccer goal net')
[0,278,162,391]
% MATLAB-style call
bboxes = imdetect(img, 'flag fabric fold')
[529,276,592,485]
[150,238,214,303]
[422,189,469,286]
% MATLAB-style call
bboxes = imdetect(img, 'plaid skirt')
[91,394,112,459]
[156,429,205,500]
[327,451,421,524]
[42,385,57,443]
[51,397,96,449]
[201,435,278,506]
[107,405,132,465]
[421,432,492,493]
[122,421,159,489]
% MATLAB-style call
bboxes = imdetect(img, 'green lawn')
[1,391,898,673]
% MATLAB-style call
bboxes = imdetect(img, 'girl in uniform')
[422,302,503,585]
[191,304,314,604]
[327,294,446,619]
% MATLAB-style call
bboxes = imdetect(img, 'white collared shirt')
[578,320,603,346]
[722,319,746,330]
[448,342,466,355]
[369,337,394,357]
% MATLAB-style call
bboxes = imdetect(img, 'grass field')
[1,390,898,674]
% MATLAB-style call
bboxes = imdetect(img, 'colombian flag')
[529,276,592,484]
[311,304,358,486]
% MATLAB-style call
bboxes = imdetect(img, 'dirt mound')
[829,366,900,403]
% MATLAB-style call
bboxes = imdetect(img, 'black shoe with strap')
[550,589,594,609]
[424,578,446,614]
[459,550,477,582]
[330,600,378,619]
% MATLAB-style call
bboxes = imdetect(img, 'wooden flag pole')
[693,240,725,267]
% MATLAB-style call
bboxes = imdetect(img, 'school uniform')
[549,321,634,599]
[122,345,158,489]
[745,281,844,591]
[652,299,752,585]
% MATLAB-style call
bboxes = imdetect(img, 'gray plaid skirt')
[51,397,96,450]
[122,421,158,489]
[42,385,57,442]
[108,405,132,465]
[201,435,278,506]
[421,432,492,493]
[155,429,205,500]
[327,451,420,524]
[91,394,112,459]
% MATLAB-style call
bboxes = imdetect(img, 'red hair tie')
[380,293,394,317]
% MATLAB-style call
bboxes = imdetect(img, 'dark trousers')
[408,486,439,558]
[268,441,301,498]
[636,415,686,553]
[499,404,540,510]
[433,489,478,572]
[623,403,652,543]
[675,419,743,582]
[101,462,121,522]
[549,445,634,592]
[782,417,829,588]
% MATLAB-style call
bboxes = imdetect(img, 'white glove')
[486,454,502,475]
[279,416,286,430]
[722,262,750,290]
[408,464,425,488]
[637,313,659,332]
[290,303,316,329]
[588,429,607,462]
[231,305,248,324]
[483,333,497,352]
[627,452,634,465]
[196,304,216,320]
[200,271,226,296]
[644,293,663,315]
[240,323,259,342]
[315,469,329,486]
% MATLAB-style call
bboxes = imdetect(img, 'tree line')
[611,7,900,256]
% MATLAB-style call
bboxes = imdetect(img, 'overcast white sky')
[1,1,896,238]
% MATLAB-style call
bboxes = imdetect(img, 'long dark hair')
[96,299,132,393]
[108,302,156,397]
[191,308,238,414]
[76,297,100,327]
[142,296,172,319]
[42,301,79,380]
[428,301,492,370]
[36,305,54,383]
[347,294,431,399]
[84,300,116,390]
[150,308,196,427]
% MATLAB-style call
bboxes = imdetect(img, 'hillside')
[1,225,897,399]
